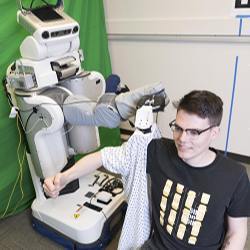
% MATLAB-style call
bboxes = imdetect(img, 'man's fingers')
[43,184,59,198]
[53,174,61,188]
[44,177,56,191]
[49,191,59,198]
[42,174,64,198]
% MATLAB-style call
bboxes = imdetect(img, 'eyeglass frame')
[169,119,218,137]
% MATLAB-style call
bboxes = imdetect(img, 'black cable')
[55,0,63,8]
[30,0,50,9]
[101,211,107,220]
[62,71,91,81]
[40,0,51,6]
[100,177,124,197]
[89,190,101,205]
[19,107,37,113]
[2,77,13,107]
[156,112,159,124]
[100,177,115,190]
[30,0,35,8]
[24,108,37,131]
[128,119,135,128]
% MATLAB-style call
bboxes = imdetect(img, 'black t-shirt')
[145,139,250,250]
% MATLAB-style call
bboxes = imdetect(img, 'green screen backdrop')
[0,0,121,219]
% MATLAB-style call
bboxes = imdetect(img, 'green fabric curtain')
[0,0,120,219]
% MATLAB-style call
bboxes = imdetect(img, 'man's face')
[172,109,219,166]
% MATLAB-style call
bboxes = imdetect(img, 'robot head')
[17,0,79,46]
[6,1,82,89]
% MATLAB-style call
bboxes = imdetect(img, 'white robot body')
[6,3,126,248]
[5,2,168,248]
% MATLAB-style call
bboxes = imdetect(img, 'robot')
[5,1,168,249]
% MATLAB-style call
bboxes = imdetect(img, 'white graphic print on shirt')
[159,179,211,245]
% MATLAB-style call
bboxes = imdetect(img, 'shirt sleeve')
[100,142,129,177]
[227,169,250,217]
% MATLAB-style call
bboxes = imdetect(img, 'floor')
[0,208,120,250]
[0,163,249,250]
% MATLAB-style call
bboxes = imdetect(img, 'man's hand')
[43,151,103,198]
[43,173,67,198]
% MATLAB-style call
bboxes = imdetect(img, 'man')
[142,90,250,250]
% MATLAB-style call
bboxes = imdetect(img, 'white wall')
[104,0,250,157]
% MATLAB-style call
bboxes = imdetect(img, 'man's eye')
[188,129,199,136]
[175,126,183,132]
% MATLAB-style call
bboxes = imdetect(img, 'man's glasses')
[169,119,217,139]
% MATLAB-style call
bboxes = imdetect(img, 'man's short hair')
[175,90,223,126]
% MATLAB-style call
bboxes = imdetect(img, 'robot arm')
[63,82,169,128]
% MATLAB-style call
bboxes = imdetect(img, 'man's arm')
[43,151,102,198]
[221,216,248,250]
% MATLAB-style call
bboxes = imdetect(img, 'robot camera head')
[17,0,79,45]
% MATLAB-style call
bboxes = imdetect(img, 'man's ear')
[211,126,220,139]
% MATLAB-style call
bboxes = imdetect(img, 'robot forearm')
[63,82,169,128]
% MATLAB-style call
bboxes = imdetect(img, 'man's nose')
[178,130,188,141]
